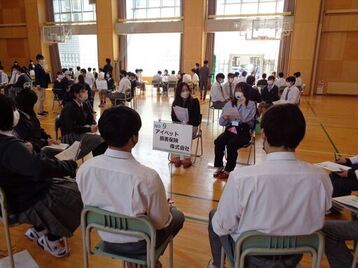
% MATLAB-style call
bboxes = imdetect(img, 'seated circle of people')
[280,76,301,105]
[208,103,333,268]
[211,73,229,109]
[260,75,280,104]
[0,95,83,258]
[171,82,201,168]
[77,106,185,267]
[213,82,256,180]
[59,83,107,157]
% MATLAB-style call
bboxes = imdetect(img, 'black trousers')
[214,130,250,172]
[199,80,208,100]
[331,172,358,197]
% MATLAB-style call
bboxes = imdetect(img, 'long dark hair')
[173,82,192,107]
[231,82,250,107]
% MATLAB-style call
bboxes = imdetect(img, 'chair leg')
[82,232,89,268]
[169,239,173,268]
[64,237,70,256]
[3,221,15,268]
[220,247,225,268]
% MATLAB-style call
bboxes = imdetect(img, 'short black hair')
[0,95,15,131]
[195,63,200,67]
[294,72,301,77]
[268,75,275,81]
[71,83,86,97]
[204,60,209,64]
[88,67,92,71]
[286,76,296,83]
[80,68,87,74]
[99,106,142,148]
[106,58,111,64]
[76,66,81,71]
[191,68,196,72]
[171,70,175,74]
[246,75,255,86]
[234,72,240,77]
[262,73,267,79]
[216,73,225,80]
[78,74,85,84]
[120,70,127,76]
[241,71,247,77]
[227,73,234,78]
[16,88,37,115]
[261,104,306,150]
[157,71,162,75]
[36,54,44,61]
[278,72,284,78]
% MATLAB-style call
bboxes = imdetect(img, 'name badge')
[231,120,239,126]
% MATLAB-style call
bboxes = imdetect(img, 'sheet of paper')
[44,143,69,150]
[55,141,80,161]
[173,106,189,123]
[0,250,39,268]
[315,161,351,172]
[333,195,358,209]
[272,99,288,105]
[222,106,240,117]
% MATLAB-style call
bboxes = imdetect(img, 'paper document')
[173,106,189,123]
[44,143,69,150]
[315,161,351,172]
[0,250,39,268]
[222,107,240,119]
[333,195,358,209]
[55,141,80,161]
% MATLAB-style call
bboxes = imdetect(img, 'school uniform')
[211,81,228,109]
[260,84,279,103]
[280,86,300,105]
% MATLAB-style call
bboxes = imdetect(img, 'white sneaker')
[37,235,69,258]
[24,227,46,242]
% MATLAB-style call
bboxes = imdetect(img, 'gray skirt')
[15,178,83,237]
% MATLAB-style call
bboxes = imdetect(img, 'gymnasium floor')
[1,88,357,267]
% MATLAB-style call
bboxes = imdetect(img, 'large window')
[53,0,96,22]
[58,34,98,70]
[127,33,180,76]
[126,0,181,20]
[216,0,284,15]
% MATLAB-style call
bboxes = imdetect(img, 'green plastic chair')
[81,206,173,268]
[0,187,16,268]
[220,231,324,268]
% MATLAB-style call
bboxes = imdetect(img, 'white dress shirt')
[168,75,177,82]
[9,71,19,84]
[275,78,286,88]
[77,149,172,243]
[212,152,333,241]
[162,74,169,83]
[192,73,199,85]
[211,81,227,102]
[223,81,235,99]
[85,72,95,88]
[118,76,131,93]
[182,74,192,84]
[295,77,303,87]
[0,71,9,85]
[238,76,247,83]
[280,85,300,104]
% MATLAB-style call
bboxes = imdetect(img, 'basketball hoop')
[42,25,72,45]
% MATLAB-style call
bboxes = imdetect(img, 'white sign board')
[153,121,193,156]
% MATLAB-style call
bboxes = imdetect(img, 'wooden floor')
[1,88,357,267]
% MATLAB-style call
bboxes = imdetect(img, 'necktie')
[285,88,291,100]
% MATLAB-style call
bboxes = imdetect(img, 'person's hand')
[336,169,349,178]
[335,157,347,165]
[90,125,98,133]
[24,142,33,151]
[223,115,230,120]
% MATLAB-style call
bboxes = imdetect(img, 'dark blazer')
[249,86,262,103]
[14,110,51,152]
[0,135,77,214]
[14,73,32,88]
[60,100,96,136]
[34,64,49,88]
[171,97,201,127]
[261,85,279,103]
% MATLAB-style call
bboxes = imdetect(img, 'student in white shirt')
[135,69,146,92]
[108,70,131,105]
[275,72,286,89]
[85,67,95,89]
[153,71,163,94]
[77,106,184,264]
[74,66,81,83]
[97,72,108,107]
[191,68,200,93]
[211,73,228,109]
[238,70,247,83]
[223,73,235,99]
[168,70,177,82]
[294,72,303,91]
[208,104,333,268]
[280,76,301,105]
[0,66,9,88]
[162,69,169,95]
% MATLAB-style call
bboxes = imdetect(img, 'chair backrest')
[235,231,324,268]
[0,187,7,221]
[81,206,156,265]
[152,80,160,87]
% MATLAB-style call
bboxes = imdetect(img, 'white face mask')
[181,91,190,99]
[286,82,292,87]
[235,91,244,100]
[267,80,274,86]
[13,110,20,127]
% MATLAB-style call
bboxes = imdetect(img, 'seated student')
[238,71,247,83]
[106,72,116,91]
[97,71,109,107]
[108,70,131,105]
[74,66,81,83]
[169,70,177,82]
[60,83,107,156]
[260,75,279,104]
[0,95,82,257]
[191,68,200,92]
[280,76,300,105]
[77,106,185,267]
[213,83,256,180]
[208,104,333,268]
[53,71,66,101]
[256,73,268,88]
[85,67,95,91]
[161,69,169,94]
[223,73,235,99]
[275,72,286,92]
[78,74,94,112]
[211,73,228,109]
[323,218,358,268]
[171,82,201,168]
[329,155,358,198]
[0,65,9,89]
[128,72,137,97]
[135,69,146,92]
[294,72,303,91]
[233,72,240,84]
[246,75,262,103]
[153,71,163,94]
[14,89,58,154]
[8,67,32,100]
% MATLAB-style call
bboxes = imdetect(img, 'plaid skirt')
[15,178,83,237]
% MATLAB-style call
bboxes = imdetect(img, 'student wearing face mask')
[0,94,83,258]
[280,76,300,105]
[260,75,279,104]
[60,84,107,156]
[223,73,235,99]
[108,70,131,106]
[211,73,229,109]
[171,82,201,168]
[213,83,256,180]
